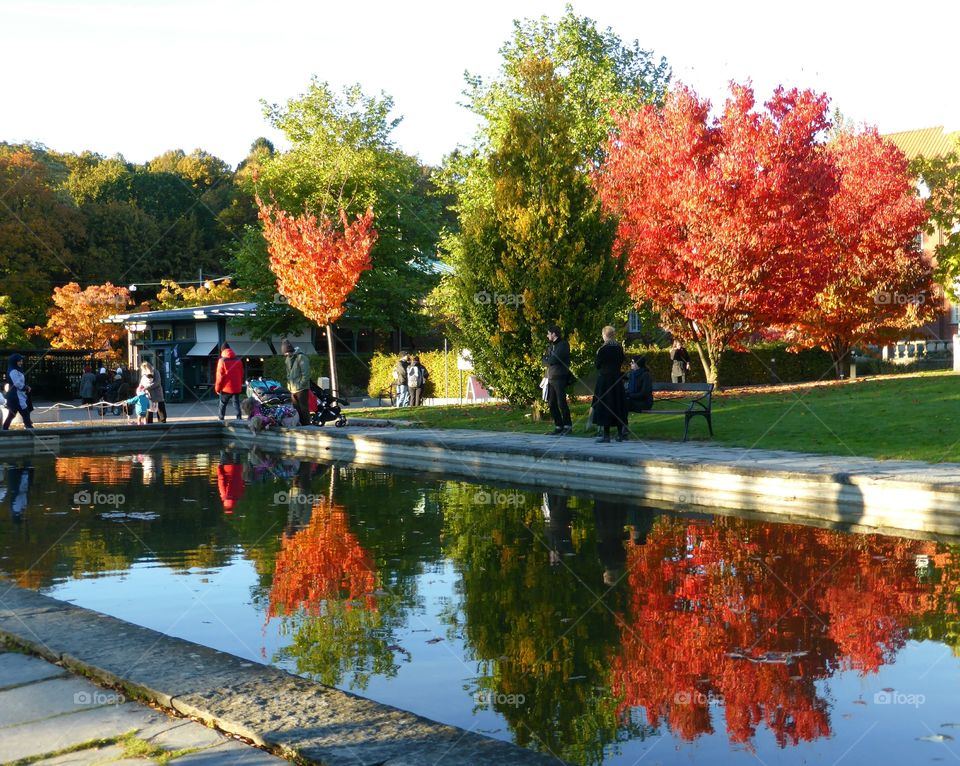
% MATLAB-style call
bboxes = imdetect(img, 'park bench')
[377,384,395,407]
[630,382,714,442]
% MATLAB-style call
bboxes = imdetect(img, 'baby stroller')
[246,379,292,406]
[309,381,349,427]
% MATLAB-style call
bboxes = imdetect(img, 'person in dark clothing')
[625,355,654,413]
[670,340,692,383]
[3,354,33,430]
[393,353,410,408]
[541,325,572,435]
[592,326,627,443]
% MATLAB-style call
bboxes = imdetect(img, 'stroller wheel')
[335,416,347,427]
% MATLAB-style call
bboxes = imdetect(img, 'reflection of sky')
[43,554,960,764]
[46,555,285,665]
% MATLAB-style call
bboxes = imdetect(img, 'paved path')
[0,649,285,765]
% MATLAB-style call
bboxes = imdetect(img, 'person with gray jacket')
[282,339,311,426]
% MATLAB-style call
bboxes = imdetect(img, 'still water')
[2,449,960,764]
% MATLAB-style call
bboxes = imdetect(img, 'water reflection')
[1,451,960,765]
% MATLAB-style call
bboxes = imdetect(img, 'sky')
[2,0,957,168]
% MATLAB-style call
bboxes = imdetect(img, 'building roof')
[883,126,958,160]
[106,302,258,324]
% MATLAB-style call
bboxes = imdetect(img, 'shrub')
[264,354,372,397]
[368,349,464,399]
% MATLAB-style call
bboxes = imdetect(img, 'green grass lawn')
[352,371,960,463]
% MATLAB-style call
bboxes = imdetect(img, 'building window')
[951,303,959,325]
[174,325,195,341]
[627,311,642,334]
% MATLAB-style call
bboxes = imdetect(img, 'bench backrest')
[652,382,714,393]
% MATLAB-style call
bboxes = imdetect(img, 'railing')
[881,340,954,364]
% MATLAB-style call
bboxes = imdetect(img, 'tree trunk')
[830,338,851,380]
[326,324,338,398]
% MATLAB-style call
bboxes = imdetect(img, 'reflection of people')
[670,340,692,384]
[593,326,627,443]
[593,499,627,586]
[217,454,246,514]
[625,507,657,546]
[542,325,572,435]
[543,493,574,566]
[1,463,33,522]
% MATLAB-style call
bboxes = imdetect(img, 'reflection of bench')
[631,383,713,442]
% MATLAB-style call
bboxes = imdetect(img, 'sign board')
[457,349,474,371]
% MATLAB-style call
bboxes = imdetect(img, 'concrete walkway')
[0,650,284,764]
[0,587,566,766]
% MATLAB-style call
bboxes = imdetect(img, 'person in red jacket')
[215,343,245,421]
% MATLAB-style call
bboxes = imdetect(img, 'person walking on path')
[670,340,691,383]
[282,339,311,426]
[2,354,33,430]
[407,355,428,407]
[78,366,97,419]
[542,325,573,435]
[393,353,410,408]
[214,343,245,421]
[140,362,166,423]
[592,326,627,443]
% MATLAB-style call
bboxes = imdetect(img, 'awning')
[186,341,218,357]
[229,341,273,357]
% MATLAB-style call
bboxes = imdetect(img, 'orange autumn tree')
[256,196,376,395]
[33,281,135,359]
[268,500,377,616]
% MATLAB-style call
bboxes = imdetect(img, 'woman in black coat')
[592,326,627,442]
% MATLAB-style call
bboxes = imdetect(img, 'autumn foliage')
[256,196,376,326]
[33,281,136,357]
[610,516,953,746]
[596,83,932,385]
[268,500,377,618]
[786,129,934,374]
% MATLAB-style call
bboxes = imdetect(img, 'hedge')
[263,354,372,397]
[368,349,464,399]
[622,342,837,386]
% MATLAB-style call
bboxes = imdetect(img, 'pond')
[2,448,960,765]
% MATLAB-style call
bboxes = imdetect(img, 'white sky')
[2,0,956,168]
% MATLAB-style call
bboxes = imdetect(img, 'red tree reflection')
[611,517,953,747]
[268,501,377,617]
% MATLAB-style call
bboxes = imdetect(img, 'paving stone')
[0,651,67,689]
[0,702,166,762]
[172,740,287,764]
[145,719,224,750]
[32,744,128,765]
[0,675,119,727]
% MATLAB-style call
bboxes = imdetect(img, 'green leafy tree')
[913,139,960,299]
[253,80,444,336]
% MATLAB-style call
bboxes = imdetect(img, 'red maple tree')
[256,196,376,393]
[784,129,934,376]
[595,83,837,385]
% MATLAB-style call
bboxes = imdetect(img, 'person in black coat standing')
[592,326,627,442]
[541,325,572,435]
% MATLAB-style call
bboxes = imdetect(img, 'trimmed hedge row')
[622,343,837,386]
[368,349,464,399]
